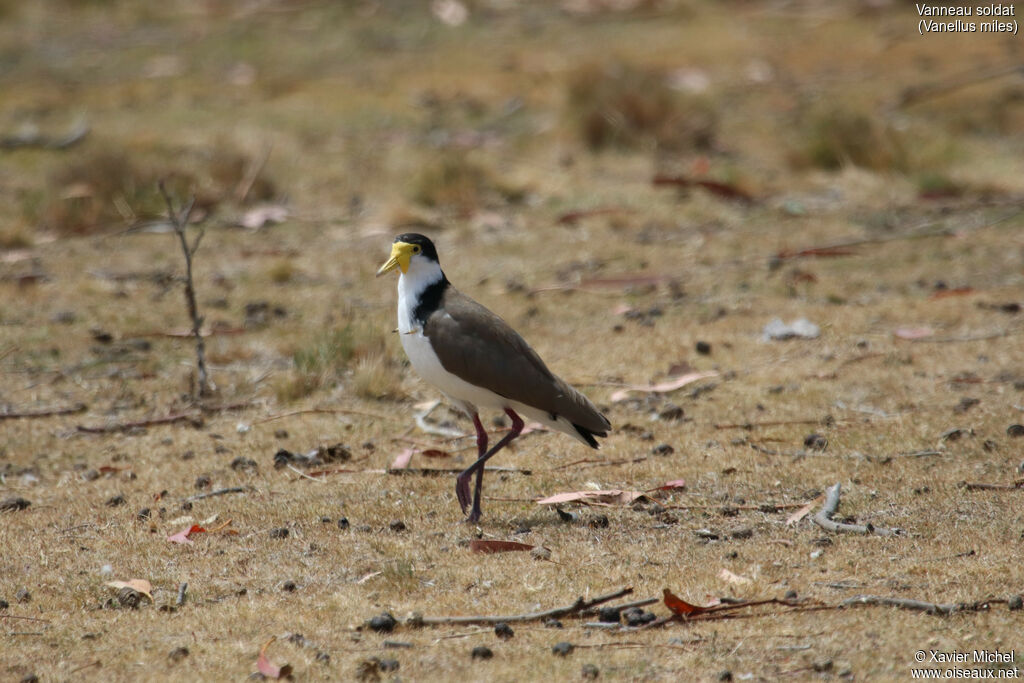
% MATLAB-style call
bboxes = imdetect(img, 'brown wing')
[424,288,610,435]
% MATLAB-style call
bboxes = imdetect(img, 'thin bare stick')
[661,501,808,512]
[840,595,996,615]
[1,403,86,420]
[252,407,396,424]
[714,418,828,430]
[550,456,647,471]
[234,142,272,203]
[287,463,325,483]
[386,466,532,477]
[158,181,209,398]
[579,596,659,616]
[185,486,250,502]
[412,587,634,625]
[0,615,52,623]
[77,412,202,434]
[962,480,1024,491]
[812,483,902,536]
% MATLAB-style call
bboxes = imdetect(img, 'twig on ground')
[0,615,52,623]
[812,483,902,536]
[962,480,1024,491]
[185,486,250,502]
[411,587,634,625]
[252,407,396,424]
[841,595,998,615]
[714,418,833,430]
[286,464,325,483]
[385,466,531,477]
[550,456,647,471]
[77,412,203,434]
[662,501,809,512]
[176,583,188,607]
[1,403,86,420]
[158,181,210,398]
[579,596,659,616]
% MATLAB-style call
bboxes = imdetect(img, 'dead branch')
[812,483,902,536]
[714,418,830,430]
[0,403,86,420]
[411,587,634,625]
[158,181,210,398]
[841,595,996,615]
[550,456,647,471]
[185,486,250,502]
[77,412,202,434]
[662,501,808,512]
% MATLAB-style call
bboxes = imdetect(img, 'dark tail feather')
[573,422,605,449]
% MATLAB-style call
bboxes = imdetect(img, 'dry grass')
[3,2,1024,682]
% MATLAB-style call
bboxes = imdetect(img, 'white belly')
[400,328,505,414]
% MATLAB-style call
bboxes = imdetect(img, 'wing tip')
[572,422,608,449]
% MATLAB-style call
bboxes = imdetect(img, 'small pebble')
[718,671,733,682]
[695,340,712,355]
[803,433,827,451]
[230,457,257,471]
[494,622,514,639]
[651,443,674,456]
[378,658,399,672]
[389,520,407,532]
[1007,424,1024,438]
[168,646,189,663]
[0,600,8,609]
[19,675,39,683]
[0,497,31,512]
[588,515,609,529]
[368,612,397,633]
[269,527,289,539]
[582,663,600,679]
[622,608,656,626]
[552,641,574,656]
[338,517,350,530]
[813,659,833,672]
[597,607,620,623]
[555,508,577,523]
[105,494,126,507]
[315,651,330,663]
[1008,595,1023,611]
[16,589,30,603]
[117,587,141,609]
[274,429,289,439]
[471,645,494,660]
[281,580,297,592]
[658,403,685,421]
[194,475,211,490]
[544,618,563,628]
[320,516,332,524]
[137,508,152,521]
[784,590,798,600]
[180,501,193,511]
[730,527,753,540]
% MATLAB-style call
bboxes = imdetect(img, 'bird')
[376,233,611,522]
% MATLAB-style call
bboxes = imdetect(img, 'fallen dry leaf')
[663,588,713,617]
[536,489,646,506]
[785,495,823,526]
[167,524,206,545]
[421,448,451,458]
[894,326,934,340]
[390,447,416,469]
[256,637,293,680]
[719,568,752,585]
[610,370,718,402]
[105,579,153,601]
[469,539,536,554]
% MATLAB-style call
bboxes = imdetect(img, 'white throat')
[396,258,445,334]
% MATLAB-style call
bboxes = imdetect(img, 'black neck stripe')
[412,274,449,327]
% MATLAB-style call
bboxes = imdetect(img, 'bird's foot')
[455,473,472,514]
[464,508,482,524]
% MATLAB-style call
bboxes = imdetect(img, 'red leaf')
[776,245,857,260]
[648,479,686,492]
[663,588,713,616]
[929,287,974,300]
[556,207,630,225]
[469,540,535,554]
[256,637,293,680]
[167,524,206,544]
[421,449,451,458]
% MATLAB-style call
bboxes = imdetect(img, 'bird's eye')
[412,245,421,254]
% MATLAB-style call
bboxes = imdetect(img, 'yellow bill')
[376,241,414,277]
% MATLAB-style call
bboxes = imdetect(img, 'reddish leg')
[456,413,489,514]
[456,408,524,523]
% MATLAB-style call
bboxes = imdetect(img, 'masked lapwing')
[377,233,611,522]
